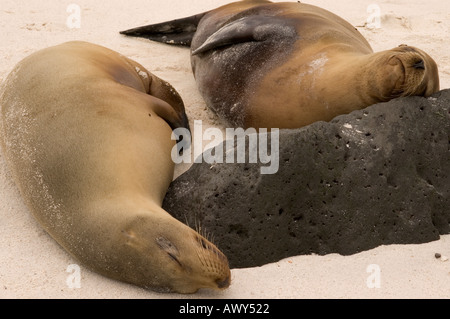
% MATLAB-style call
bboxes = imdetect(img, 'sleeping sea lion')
[0,41,230,293]
[121,0,440,129]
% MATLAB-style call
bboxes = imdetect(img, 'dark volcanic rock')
[163,89,450,268]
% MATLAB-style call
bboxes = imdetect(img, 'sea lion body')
[122,0,440,129]
[0,41,230,293]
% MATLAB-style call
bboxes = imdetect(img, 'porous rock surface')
[163,89,450,268]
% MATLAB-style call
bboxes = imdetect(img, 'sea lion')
[0,41,230,293]
[121,0,440,129]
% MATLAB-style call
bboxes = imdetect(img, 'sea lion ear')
[192,15,296,55]
[120,12,209,46]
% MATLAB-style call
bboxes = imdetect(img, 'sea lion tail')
[120,12,209,46]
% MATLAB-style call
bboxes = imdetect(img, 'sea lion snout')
[413,59,425,70]
[389,45,440,97]
[192,233,231,290]
[395,47,426,70]
[216,274,231,289]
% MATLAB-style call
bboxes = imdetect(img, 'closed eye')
[167,252,183,267]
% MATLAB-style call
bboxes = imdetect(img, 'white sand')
[0,0,449,299]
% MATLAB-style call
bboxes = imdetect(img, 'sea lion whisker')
[183,214,190,228]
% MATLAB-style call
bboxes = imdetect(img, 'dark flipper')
[120,12,208,46]
[192,15,297,55]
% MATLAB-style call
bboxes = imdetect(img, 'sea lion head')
[377,44,439,100]
[121,213,231,294]
[155,231,231,293]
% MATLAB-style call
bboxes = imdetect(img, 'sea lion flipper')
[120,12,209,46]
[147,75,190,132]
[192,16,296,55]
[146,74,191,152]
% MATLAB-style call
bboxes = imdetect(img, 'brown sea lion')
[0,41,230,293]
[121,0,440,129]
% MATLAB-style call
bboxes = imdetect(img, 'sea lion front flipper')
[192,15,297,55]
[146,74,191,153]
[120,12,209,46]
[148,77,190,132]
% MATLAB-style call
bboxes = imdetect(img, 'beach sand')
[0,0,449,298]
